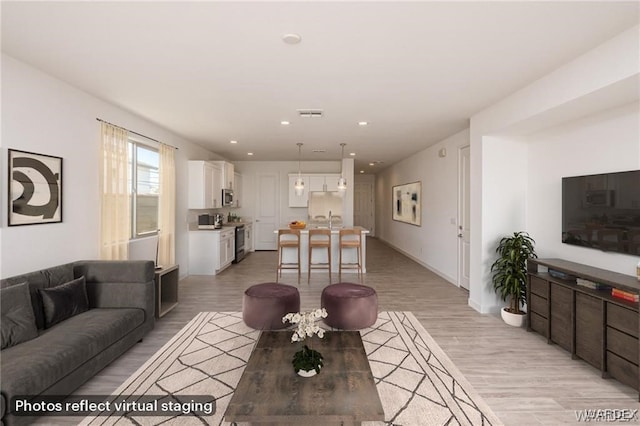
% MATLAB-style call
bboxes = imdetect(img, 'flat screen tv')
[562,170,640,255]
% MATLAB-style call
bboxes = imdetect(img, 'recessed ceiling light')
[358,121,368,126]
[281,121,290,125]
[247,152,254,156]
[369,162,375,166]
[360,170,365,174]
[349,152,356,156]
[282,33,302,45]
[230,140,238,144]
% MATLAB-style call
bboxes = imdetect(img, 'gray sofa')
[0,260,155,425]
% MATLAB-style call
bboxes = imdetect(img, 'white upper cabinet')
[309,176,326,192]
[310,174,340,192]
[211,163,223,207]
[288,173,340,207]
[324,175,340,192]
[189,161,223,209]
[233,172,242,208]
[212,161,235,189]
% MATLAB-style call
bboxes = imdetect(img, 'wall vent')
[297,109,324,118]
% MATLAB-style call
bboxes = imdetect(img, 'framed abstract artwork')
[8,149,63,226]
[392,181,421,226]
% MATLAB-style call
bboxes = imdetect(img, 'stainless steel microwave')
[222,188,234,206]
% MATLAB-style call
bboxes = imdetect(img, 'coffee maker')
[213,213,224,229]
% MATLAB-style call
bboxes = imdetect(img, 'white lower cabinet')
[220,229,235,267]
[245,223,254,252]
[189,228,235,275]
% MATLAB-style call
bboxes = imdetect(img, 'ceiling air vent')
[297,109,324,118]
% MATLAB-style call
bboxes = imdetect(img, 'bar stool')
[276,229,301,284]
[339,228,363,282]
[308,228,332,284]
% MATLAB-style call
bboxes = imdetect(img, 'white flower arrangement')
[282,308,328,343]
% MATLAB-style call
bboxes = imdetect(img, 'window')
[129,139,159,237]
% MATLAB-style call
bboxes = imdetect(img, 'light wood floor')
[43,237,638,425]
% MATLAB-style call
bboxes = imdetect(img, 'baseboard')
[377,238,458,286]
[468,299,502,315]
[467,298,483,312]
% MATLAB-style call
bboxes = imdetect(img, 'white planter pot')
[297,368,318,378]
[501,308,526,327]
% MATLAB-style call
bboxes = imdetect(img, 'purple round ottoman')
[321,282,378,330]
[243,283,300,330]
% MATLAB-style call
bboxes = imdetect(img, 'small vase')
[297,368,318,378]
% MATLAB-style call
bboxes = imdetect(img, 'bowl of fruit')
[289,220,306,229]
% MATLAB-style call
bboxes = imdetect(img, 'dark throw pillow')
[1,282,39,350]
[39,276,89,328]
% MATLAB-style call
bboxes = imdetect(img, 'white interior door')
[255,172,279,250]
[458,146,471,290]
[354,182,375,235]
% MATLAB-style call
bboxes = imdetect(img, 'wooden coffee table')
[224,330,384,425]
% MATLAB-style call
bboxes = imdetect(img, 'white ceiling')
[2,1,638,172]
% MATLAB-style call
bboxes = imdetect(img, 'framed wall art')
[392,181,421,226]
[8,149,63,226]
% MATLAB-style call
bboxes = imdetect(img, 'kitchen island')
[276,227,369,274]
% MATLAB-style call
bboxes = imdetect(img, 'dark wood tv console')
[526,258,639,399]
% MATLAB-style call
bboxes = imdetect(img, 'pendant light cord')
[337,143,347,191]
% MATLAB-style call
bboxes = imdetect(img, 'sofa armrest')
[74,260,155,332]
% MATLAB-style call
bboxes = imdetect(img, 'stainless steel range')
[233,224,245,263]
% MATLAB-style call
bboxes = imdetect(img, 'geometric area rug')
[81,311,503,426]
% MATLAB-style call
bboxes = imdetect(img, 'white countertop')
[190,225,235,232]
[276,227,369,234]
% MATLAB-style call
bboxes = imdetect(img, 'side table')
[154,265,179,318]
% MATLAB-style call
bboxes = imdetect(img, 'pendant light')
[337,143,347,191]
[294,143,305,196]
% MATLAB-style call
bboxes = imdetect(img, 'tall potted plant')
[490,231,537,327]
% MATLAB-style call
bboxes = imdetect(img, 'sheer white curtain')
[100,123,130,260]
[158,143,176,266]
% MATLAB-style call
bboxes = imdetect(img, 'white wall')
[526,102,640,271]
[376,129,470,283]
[354,173,376,235]
[468,135,529,313]
[469,26,639,313]
[1,54,219,278]
[373,26,638,314]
